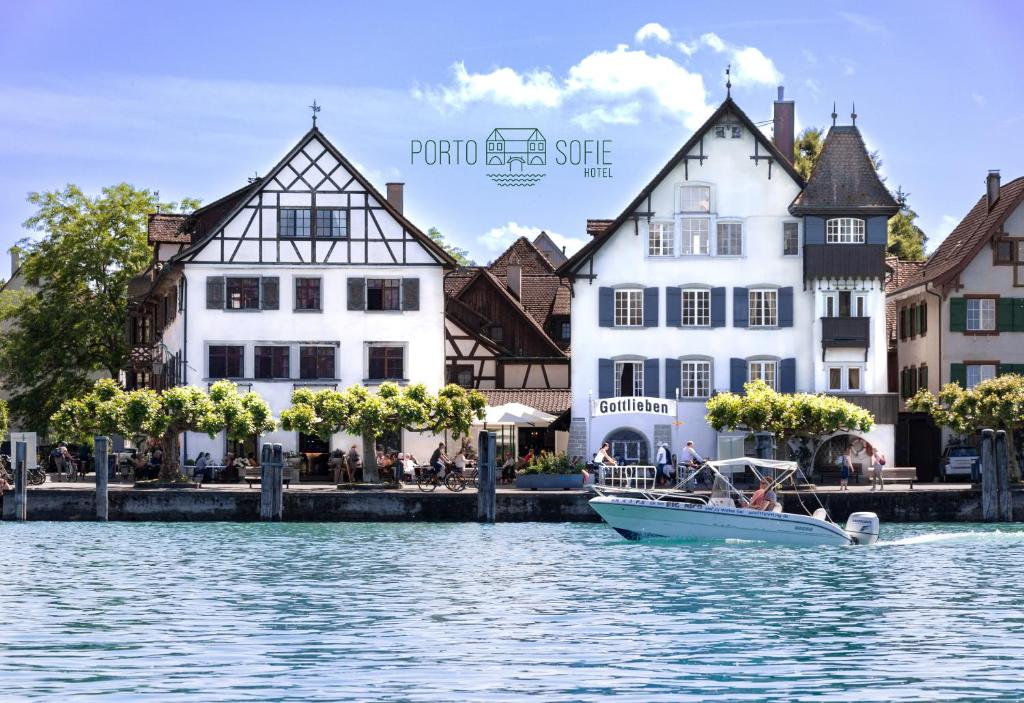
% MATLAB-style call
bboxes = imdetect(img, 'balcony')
[821,316,870,352]
[833,393,898,425]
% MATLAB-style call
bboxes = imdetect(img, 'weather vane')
[831,101,838,127]
[310,99,321,127]
[851,101,857,126]
[725,64,732,97]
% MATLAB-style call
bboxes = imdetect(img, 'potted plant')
[514,452,586,490]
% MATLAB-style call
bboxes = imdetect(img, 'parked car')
[939,446,980,482]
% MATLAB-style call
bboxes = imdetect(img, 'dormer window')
[826,218,865,244]
[713,123,742,139]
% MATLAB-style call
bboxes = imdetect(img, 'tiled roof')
[532,232,568,266]
[490,237,555,276]
[586,219,614,237]
[884,257,927,344]
[478,388,571,414]
[444,268,477,298]
[147,213,190,243]
[791,126,899,214]
[892,176,1024,294]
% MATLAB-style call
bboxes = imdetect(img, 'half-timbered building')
[127,125,455,464]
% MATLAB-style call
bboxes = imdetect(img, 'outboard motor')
[844,512,880,545]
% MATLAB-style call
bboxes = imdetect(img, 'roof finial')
[247,171,260,184]
[725,64,732,97]
[310,99,321,127]
[831,102,837,127]
[851,101,857,126]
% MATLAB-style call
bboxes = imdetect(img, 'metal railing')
[596,464,657,490]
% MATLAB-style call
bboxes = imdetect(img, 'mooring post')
[94,436,109,522]
[477,431,497,523]
[13,440,27,521]
[995,430,1013,522]
[981,429,996,522]
[260,443,283,521]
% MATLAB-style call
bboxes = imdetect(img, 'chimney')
[385,182,404,214]
[506,257,522,299]
[987,170,1001,211]
[9,246,20,275]
[772,85,795,165]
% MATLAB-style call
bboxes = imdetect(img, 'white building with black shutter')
[127,125,454,465]
[558,90,897,466]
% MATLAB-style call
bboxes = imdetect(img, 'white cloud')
[696,32,781,86]
[412,61,562,110]
[700,32,727,53]
[572,101,642,130]
[929,214,960,251]
[479,222,586,257]
[635,22,672,44]
[804,78,821,97]
[802,49,818,65]
[677,40,698,56]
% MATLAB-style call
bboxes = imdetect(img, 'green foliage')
[793,127,824,180]
[0,184,197,431]
[0,398,9,440]
[523,452,582,475]
[428,227,474,266]
[887,188,928,261]
[280,382,486,442]
[705,380,874,439]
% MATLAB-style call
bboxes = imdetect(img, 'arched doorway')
[604,428,649,465]
[813,433,871,483]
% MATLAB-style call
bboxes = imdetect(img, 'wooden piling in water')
[259,443,283,521]
[995,430,1013,522]
[13,441,27,521]
[477,431,496,523]
[94,436,109,522]
[981,429,997,522]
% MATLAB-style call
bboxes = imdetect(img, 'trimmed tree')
[279,382,486,482]
[907,374,1024,480]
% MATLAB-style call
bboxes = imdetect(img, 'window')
[748,360,777,389]
[848,367,862,391]
[648,221,675,257]
[447,365,474,388]
[967,363,997,389]
[366,279,401,311]
[826,218,865,244]
[828,365,863,392]
[716,222,743,256]
[614,361,643,397]
[295,277,321,311]
[368,345,404,381]
[679,185,711,213]
[749,289,778,327]
[614,289,643,327]
[681,218,710,255]
[966,298,996,331]
[315,208,348,238]
[300,346,335,380]
[994,238,1014,265]
[209,345,243,379]
[255,346,290,379]
[828,367,842,391]
[560,321,571,341]
[226,277,260,310]
[279,208,311,238]
[825,291,865,318]
[730,125,742,139]
[783,222,799,256]
[490,325,504,343]
[681,289,711,327]
[681,360,711,398]
[714,125,726,138]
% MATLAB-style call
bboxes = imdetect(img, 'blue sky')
[0,0,1021,277]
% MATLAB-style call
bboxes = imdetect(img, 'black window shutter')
[644,358,659,397]
[206,276,224,309]
[598,358,614,398]
[666,287,681,327]
[261,277,279,310]
[665,358,681,400]
[710,287,726,328]
[780,358,796,393]
[347,278,366,311]
[402,278,420,311]
[643,287,659,327]
[730,358,746,393]
[598,287,613,327]
[778,287,794,327]
[733,287,749,327]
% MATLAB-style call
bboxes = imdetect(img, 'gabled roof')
[148,213,190,244]
[532,231,568,266]
[475,269,566,357]
[172,127,456,267]
[891,176,1024,295]
[790,125,899,215]
[884,256,927,343]
[490,236,556,276]
[558,96,804,275]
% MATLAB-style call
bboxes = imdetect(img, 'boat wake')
[877,529,1024,547]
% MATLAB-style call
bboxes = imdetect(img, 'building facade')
[127,126,455,465]
[559,91,897,467]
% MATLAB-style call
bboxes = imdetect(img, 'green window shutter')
[919,302,928,336]
[912,305,920,336]
[919,365,928,391]
[1014,299,1024,332]
[998,298,1014,332]
[949,297,966,332]
[950,363,967,388]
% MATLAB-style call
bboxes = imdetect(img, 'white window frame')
[748,360,778,390]
[678,185,711,213]
[716,221,743,257]
[749,289,778,328]
[647,221,675,257]
[783,221,800,256]
[680,217,710,256]
[966,364,997,389]
[681,288,711,327]
[614,360,644,397]
[680,359,712,399]
[826,217,866,244]
[364,342,408,383]
[826,364,865,392]
[966,298,996,331]
[614,289,644,327]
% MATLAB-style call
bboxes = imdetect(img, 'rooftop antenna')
[851,102,857,126]
[247,171,260,184]
[831,102,837,127]
[725,64,732,97]
[310,99,321,127]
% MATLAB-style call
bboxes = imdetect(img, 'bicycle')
[417,467,467,492]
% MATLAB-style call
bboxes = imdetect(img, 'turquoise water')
[3,522,1024,702]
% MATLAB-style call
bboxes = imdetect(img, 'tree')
[907,374,1024,480]
[793,127,824,180]
[0,398,8,440]
[887,187,928,261]
[0,184,198,431]
[52,379,274,482]
[279,382,486,482]
[428,227,474,266]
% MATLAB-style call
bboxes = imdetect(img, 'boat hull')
[590,496,852,546]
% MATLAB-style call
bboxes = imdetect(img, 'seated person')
[500,452,516,483]
[429,442,449,477]
[748,479,775,511]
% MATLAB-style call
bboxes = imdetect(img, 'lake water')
[3,521,1024,702]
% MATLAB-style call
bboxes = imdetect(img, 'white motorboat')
[589,458,879,547]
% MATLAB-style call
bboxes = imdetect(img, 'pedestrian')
[871,448,886,491]
[839,448,853,491]
[346,444,360,483]
[655,442,669,486]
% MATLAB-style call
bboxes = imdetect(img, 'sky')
[0,0,1021,277]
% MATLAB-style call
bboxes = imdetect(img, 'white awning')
[476,402,557,426]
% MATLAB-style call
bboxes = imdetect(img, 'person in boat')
[749,478,774,510]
